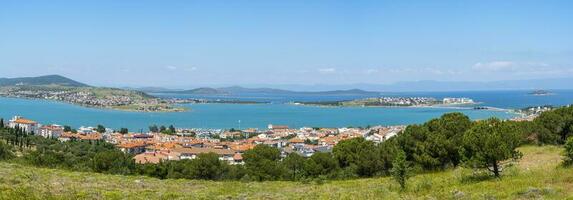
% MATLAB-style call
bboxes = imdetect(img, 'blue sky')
[0,0,572,88]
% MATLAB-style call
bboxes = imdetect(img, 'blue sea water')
[0,90,571,130]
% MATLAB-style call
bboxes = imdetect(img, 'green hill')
[0,75,89,87]
[0,145,570,200]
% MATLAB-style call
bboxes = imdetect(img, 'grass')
[0,145,572,199]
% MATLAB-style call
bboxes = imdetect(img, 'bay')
[1,90,571,130]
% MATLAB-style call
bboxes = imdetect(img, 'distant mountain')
[157,86,379,96]
[0,75,89,87]
[168,87,229,95]
[127,87,177,93]
[218,86,294,94]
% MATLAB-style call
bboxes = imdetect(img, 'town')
[295,97,476,107]
[4,115,405,165]
[0,86,183,112]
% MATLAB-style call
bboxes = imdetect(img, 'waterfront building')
[8,116,39,134]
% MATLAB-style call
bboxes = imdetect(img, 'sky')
[0,0,572,88]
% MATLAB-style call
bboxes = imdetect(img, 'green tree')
[333,137,381,177]
[391,150,411,190]
[282,153,305,180]
[535,111,566,144]
[149,125,159,133]
[243,145,285,181]
[96,125,106,133]
[119,128,129,134]
[93,150,135,175]
[189,153,229,180]
[63,125,72,132]
[425,112,472,167]
[564,137,573,166]
[304,152,338,177]
[460,118,523,177]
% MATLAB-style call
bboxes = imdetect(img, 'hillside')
[0,75,89,87]
[0,145,570,199]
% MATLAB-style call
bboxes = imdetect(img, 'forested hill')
[0,75,89,87]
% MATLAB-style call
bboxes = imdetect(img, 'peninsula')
[294,97,476,107]
[0,75,184,112]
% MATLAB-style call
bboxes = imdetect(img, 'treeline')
[1,105,573,184]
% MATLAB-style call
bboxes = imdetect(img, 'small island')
[528,90,554,96]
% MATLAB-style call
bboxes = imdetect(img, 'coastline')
[0,96,187,113]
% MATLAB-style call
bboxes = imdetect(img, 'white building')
[78,126,95,134]
[443,98,475,105]
[39,124,64,138]
[8,116,39,134]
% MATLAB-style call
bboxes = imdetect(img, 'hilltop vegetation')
[0,145,571,199]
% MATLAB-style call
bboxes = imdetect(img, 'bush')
[0,142,15,160]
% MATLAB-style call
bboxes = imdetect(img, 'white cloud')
[318,68,336,73]
[184,67,198,72]
[165,66,178,70]
[364,69,379,74]
[472,61,517,71]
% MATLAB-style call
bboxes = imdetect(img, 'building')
[118,142,148,154]
[268,124,289,130]
[8,116,39,134]
[78,126,96,134]
[174,147,236,164]
[442,97,474,105]
[39,125,64,138]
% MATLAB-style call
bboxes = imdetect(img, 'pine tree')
[391,150,412,190]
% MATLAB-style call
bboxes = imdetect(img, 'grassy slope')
[0,145,572,200]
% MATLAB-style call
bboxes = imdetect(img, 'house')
[174,147,236,164]
[8,116,39,134]
[232,153,243,165]
[118,142,148,154]
[134,152,169,164]
[38,124,64,138]
[58,132,103,142]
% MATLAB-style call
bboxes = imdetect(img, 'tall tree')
[391,150,411,190]
[460,118,522,177]
[282,153,305,180]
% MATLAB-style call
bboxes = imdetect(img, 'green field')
[0,145,571,200]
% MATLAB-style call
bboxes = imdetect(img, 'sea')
[0,90,572,131]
